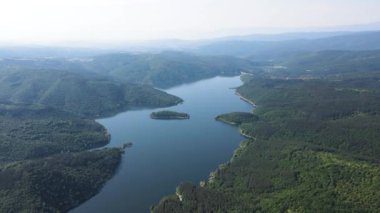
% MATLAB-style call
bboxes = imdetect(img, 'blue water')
[73,76,252,213]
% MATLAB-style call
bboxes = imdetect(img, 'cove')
[72,76,252,213]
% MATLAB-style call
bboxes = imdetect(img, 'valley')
[1,29,380,212]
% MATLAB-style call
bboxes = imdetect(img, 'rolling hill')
[0,69,182,117]
[85,51,256,88]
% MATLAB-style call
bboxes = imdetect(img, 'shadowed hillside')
[0,69,182,117]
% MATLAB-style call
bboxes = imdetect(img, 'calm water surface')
[73,76,252,213]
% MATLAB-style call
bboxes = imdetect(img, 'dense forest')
[152,57,380,212]
[0,60,184,210]
[0,148,122,212]
[0,48,259,211]
[2,30,380,212]
[0,68,182,117]
[150,110,190,120]
[216,112,258,126]
[251,50,380,80]
[0,105,111,162]
[0,102,123,211]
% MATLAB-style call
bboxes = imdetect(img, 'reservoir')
[73,76,253,213]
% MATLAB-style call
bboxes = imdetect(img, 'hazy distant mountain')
[213,31,354,42]
[0,46,113,58]
[195,31,380,58]
[1,22,380,59]
[85,51,256,88]
[313,22,380,32]
[130,22,380,53]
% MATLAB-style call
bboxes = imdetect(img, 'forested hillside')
[152,60,380,212]
[86,52,255,88]
[0,148,122,212]
[0,63,182,210]
[0,69,182,117]
[0,105,111,162]
[253,50,380,80]
[2,30,380,212]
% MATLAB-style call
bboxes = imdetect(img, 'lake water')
[73,76,253,213]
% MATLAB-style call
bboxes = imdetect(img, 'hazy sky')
[1,0,380,43]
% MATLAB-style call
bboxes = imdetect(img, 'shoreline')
[215,117,238,126]
[73,96,184,211]
[239,129,256,140]
[205,87,257,187]
[80,75,254,211]
[235,91,256,107]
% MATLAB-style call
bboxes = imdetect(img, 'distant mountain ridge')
[85,51,256,88]
[1,22,380,58]
[195,31,380,57]
[212,31,355,42]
